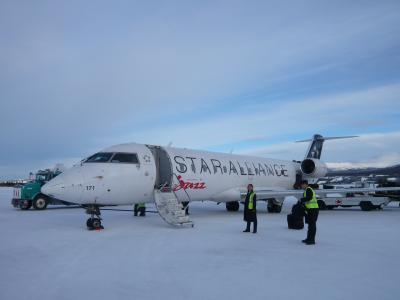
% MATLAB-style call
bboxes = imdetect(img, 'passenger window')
[111,153,139,164]
[85,153,113,163]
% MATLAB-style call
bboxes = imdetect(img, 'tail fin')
[296,134,358,159]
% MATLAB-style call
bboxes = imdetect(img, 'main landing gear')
[226,201,240,212]
[86,205,104,230]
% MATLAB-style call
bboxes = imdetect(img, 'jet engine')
[301,158,327,178]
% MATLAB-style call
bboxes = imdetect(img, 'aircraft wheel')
[92,218,103,229]
[33,195,48,210]
[226,201,239,212]
[267,199,274,213]
[87,218,103,230]
[86,218,94,229]
[267,205,281,213]
[267,199,281,213]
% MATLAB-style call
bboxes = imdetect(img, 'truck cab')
[12,169,62,210]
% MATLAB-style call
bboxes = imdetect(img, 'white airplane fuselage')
[42,143,299,206]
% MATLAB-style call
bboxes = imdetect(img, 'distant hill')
[327,164,400,177]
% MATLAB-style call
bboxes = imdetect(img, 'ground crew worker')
[134,203,146,217]
[243,184,257,233]
[300,180,319,245]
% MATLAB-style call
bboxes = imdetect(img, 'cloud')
[326,153,400,169]
[116,82,400,150]
[243,131,400,168]
[0,0,399,178]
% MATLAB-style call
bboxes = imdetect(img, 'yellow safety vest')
[137,203,146,209]
[304,187,319,209]
[248,192,256,210]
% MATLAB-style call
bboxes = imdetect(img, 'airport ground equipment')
[152,174,193,227]
[154,189,193,227]
[317,194,391,211]
[11,169,65,210]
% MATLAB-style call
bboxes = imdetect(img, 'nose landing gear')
[86,205,104,230]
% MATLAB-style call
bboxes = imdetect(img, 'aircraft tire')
[93,218,103,229]
[267,205,281,213]
[267,199,274,213]
[86,218,94,229]
[226,201,239,212]
[86,218,103,230]
[267,199,281,213]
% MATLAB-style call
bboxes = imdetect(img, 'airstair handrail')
[172,173,191,210]
[158,181,169,191]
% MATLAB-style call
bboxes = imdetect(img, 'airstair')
[154,189,194,228]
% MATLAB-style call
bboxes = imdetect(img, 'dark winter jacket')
[243,192,257,222]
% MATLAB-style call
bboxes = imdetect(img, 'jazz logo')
[173,175,206,191]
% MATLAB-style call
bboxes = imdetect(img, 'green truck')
[11,169,64,210]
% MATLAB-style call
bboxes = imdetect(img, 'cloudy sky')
[0,0,399,179]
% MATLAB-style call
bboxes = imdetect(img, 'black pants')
[182,201,189,215]
[134,204,146,217]
[305,209,319,242]
[245,220,257,233]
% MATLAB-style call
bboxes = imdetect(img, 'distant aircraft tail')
[296,134,358,159]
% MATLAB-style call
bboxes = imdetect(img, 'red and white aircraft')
[41,134,400,229]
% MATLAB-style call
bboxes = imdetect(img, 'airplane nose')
[41,166,84,203]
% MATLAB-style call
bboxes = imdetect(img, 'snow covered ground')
[1,187,399,300]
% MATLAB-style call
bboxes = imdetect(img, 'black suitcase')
[287,214,304,229]
[287,202,305,230]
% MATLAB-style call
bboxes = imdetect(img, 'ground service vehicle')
[317,194,391,211]
[12,169,64,210]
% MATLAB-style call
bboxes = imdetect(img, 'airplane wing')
[241,187,400,200]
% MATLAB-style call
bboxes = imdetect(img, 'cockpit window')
[85,152,113,163]
[111,153,139,164]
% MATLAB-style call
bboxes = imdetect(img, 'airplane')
[41,134,400,229]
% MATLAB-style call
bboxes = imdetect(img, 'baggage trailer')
[317,194,391,211]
